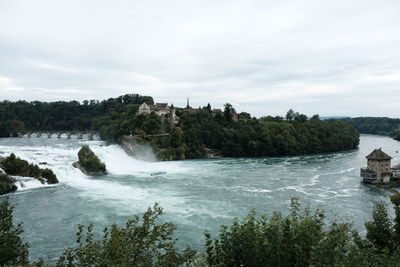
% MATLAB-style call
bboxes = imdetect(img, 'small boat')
[150,171,167,176]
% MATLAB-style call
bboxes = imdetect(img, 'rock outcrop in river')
[0,154,59,195]
[0,173,17,195]
[73,145,107,175]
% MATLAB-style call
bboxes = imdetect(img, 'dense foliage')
[4,195,400,266]
[0,94,360,159]
[0,94,154,132]
[0,122,10,137]
[57,203,197,266]
[340,117,400,141]
[0,198,29,265]
[102,106,360,159]
[0,153,58,184]
[172,110,359,158]
[205,197,400,267]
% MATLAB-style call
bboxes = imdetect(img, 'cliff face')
[73,145,107,175]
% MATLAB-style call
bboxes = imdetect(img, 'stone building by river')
[360,148,400,183]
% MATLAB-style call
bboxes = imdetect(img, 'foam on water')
[91,144,187,175]
[14,176,56,191]
[0,140,190,212]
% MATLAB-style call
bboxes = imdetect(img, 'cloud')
[0,76,24,92]
[0,0,399,117]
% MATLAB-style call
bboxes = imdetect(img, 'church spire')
[186,97,190,108]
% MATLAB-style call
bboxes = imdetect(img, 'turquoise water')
[0,135,399,263]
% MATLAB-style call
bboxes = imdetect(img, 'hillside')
[0,94,360,159]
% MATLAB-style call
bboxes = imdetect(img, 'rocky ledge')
[73,145,107,176]
[0,173,17,195]
[0,154,59,195]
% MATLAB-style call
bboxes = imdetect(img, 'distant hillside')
[320,116,350,120]
[339,117,400,141]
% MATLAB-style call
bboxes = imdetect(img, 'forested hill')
[0,94,154,131]
[0,94,360,159]
[340,117,400,141]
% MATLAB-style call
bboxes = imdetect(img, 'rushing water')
[0,135,400,263]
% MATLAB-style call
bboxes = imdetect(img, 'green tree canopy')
[0,198,29,265]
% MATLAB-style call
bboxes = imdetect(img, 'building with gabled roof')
[366,148,392,161]
[361,148,393,183]
[137,102,177,124]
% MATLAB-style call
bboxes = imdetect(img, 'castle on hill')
[136,98,226,123]
[360,148,400,184]
[137,102,177,123]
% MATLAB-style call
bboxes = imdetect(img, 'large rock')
[0,153,59,185]
[73,145,107,175]
[0,173,17,195]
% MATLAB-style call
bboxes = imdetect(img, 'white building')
[137,102,177,123]
[137,102,152,115]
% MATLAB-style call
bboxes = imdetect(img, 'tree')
[365,202,394,251]
[57,203,197,266]
[294,113,308,122]
[239,112,251,119]
[206,103,212,112]
[286,109,295,121]
[0,121,10,137]
[223,103,236,122]
[204,198,359,267]
[0,198,29,265]
[310,114,320,121]
[390,193,400,246]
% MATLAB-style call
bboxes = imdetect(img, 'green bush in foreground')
[0,198,29,265]
[57,203,197,266]
[204,197,400,267]
[4,195,400,266]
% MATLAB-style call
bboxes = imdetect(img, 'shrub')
[1,153,30,175]
[0,198,29,265]
[57,203,197,266]
[40,168,59,184]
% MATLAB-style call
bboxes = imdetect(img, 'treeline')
[97,104,360,159]
[112,108,359,159]
[0,94,154,133]
[340,117,400,141]
[0,94,360,159]
[3,196,400,266]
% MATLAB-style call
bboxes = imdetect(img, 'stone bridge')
[18,131,99,140]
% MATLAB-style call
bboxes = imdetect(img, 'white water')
[0,139,192,213]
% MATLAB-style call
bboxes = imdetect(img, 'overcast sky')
[0,0,399,117]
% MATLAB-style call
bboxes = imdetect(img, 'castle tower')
[361,148,392,183]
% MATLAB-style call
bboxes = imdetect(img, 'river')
[0,134,399,263]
